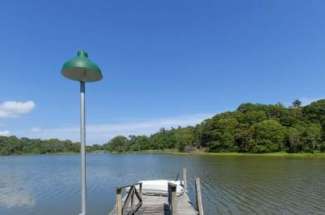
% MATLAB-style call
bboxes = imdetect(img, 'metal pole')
[183,168,187,192]
[80,81,87,215]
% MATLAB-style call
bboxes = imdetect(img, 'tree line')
[2,99,325,155]
[0,136,81,155]
[104,99,325,153]
[0,135,108,155]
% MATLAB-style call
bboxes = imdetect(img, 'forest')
[0,135,110,155]
[0,136,80,155]
[2,99,325,155]
[104,99,325,153]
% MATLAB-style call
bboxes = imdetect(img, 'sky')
[0,0,325,144]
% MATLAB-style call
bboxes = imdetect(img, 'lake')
[0,154,325,215]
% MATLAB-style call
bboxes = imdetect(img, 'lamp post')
[61,50,103,215]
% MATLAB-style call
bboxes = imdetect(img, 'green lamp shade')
[61,50,103,82]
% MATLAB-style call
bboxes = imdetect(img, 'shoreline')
[111,150,325,158]
[2,150,325,158]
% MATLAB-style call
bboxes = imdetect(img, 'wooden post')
[131,187,134,211]
[116,187,122,215]
[195,178,204,215]
[183,168,187,192]
[139,183,143,199]
[168,182,177,215]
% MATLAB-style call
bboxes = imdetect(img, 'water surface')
[0,154,325,215]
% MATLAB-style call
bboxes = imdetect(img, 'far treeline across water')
[2,99,325,155]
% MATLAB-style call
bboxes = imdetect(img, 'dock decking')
[108,168,203,215]
[109,193,197,215]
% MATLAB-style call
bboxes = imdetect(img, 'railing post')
[195,178,204,215]
[168,182,177,215]
[183,168,187,192]
[139,183,143,199]
[131,187,134,211]
[116,187,122,215]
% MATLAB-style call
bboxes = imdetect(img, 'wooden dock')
[108,168,204,215]
[109,193,197,215]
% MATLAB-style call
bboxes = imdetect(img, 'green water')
[0,154,324,215]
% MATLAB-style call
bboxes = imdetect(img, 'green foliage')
[302,100,325,123]
[3,99,325,155]
[104,136,129,152]
[174,127,195,152]
[201,113,239,152]
[104,99,325,154]
[0,136,80,155]
[128,135,151,151]
[286,127,302,153]
[252,120,286,152]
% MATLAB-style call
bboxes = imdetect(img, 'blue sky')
[0,0,325,144]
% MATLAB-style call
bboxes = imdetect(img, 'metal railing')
[112,168,204,215]
[115,182,143,215]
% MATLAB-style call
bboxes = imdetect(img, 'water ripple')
[1,155,325,215]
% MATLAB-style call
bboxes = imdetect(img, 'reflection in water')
[1,154,325,215]
[0,176,35,208]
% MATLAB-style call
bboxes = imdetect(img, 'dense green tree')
[241,111,267,125]
[235,124,254,152]
[0,136,80,155]
[286,127,302,152]
[3,99,325,155]
[104,136,129,152]
[252,120,286,152]
[300,124,321,152]
[128,135,151,151]
[174,127,195,151]
[201,114,239,152]
[303,100,325,123]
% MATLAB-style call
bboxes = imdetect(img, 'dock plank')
[109,193,198,215]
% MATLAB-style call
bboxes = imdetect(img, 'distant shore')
[110,150,325,158]
[3,150,325,158]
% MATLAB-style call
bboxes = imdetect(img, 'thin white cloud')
[0,101,35,118]
[284,97,322,107]
[0,130,10,136]
[299,97,321,106]
[26,113,214,144]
